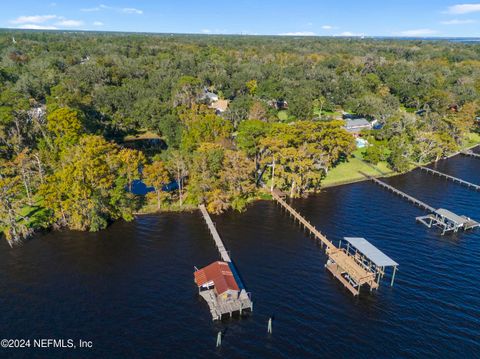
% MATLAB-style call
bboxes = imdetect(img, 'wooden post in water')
[216,331,222,347]
[391,266,397,287]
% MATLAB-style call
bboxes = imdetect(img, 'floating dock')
[419,166,480,191]
[271,190,397,296]
[361,172,479,235]
[195,205,253,321]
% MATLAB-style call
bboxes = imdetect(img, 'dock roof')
[343,237,398,267]
[194,261,239,295]
[435,208,469,225]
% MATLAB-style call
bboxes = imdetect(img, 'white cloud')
[397,28,438,36]
[121,7,143,14]
[11,15,57,24]
[82,4,110,12]
[10,14,84,29]
[93,21,104,26]
[55,19,83,27]
[201,29,212,34]
[279,31,316,36]
[17,24,58,30]
[81,7,101,12]
[335,31,365,37]
[81,4,142,15]
[322,25,333,30]
[441,18,476,25]
[447,3,480,14]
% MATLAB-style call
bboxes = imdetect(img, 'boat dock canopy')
[343,237,398,267]
[435,208,471,225]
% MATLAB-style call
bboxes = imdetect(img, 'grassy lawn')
[277,110,296,122]
[462,132,480,149]
[123,130,161,142]
[322,156,393,187]
[277,110,288,121]
[314,109,342,119]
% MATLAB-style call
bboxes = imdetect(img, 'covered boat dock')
[416,208,480,235]
[326,237,398,296]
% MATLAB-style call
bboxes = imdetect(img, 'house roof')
[194,261,240,295]
[210,99,229,112]
[343,237,398,267]
[205,91,218,101]
[344,118,371,128]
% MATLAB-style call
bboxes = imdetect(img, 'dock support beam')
[391,266,397,287]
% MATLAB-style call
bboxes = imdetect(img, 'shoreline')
[135,142,480,215]
[5,143,479,242]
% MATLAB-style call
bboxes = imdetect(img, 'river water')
[1,152,479,358]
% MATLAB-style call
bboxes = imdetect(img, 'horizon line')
[1,28,480,39]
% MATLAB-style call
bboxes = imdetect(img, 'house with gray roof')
[344,118,372,134]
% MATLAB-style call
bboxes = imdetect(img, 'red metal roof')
[194,261,239,295]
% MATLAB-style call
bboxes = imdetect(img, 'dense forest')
[0,30,479,245]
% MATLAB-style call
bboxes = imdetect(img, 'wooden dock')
[362,172,479,235]
[362,173,435,212]
[197,205,253,320]
[271,191,334,251]
[199,204,231,262]
[461,150,480,159]
[419,166,480,191]
[199,289,252,321]
[270,189,396,296]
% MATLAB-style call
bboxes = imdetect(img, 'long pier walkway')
[271,191,334,251]
[419,166,480,191]
[197,204,253,320]
[199,204,231,262]
[461,150,480,159]
[361,172,479,234]
[270,189,397,295]
[360,173,435,212]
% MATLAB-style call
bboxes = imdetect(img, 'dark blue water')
[1,153,480,358]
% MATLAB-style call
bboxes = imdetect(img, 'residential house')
[343,118,373,135]
[209,99,229,115]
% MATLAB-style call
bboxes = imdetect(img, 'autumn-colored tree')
[219,150,255,211]
[166,150,189,207]
[39,135,137,231]
[246,79,258,95]
[248,101,268,121]
[118,148,146,191]
[188,143,224,206]
[0,171,32,245]
[143,160,170,210]
[180,108,233,151]
[47,107,83,154]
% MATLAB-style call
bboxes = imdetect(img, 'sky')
[2,1,480,37]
